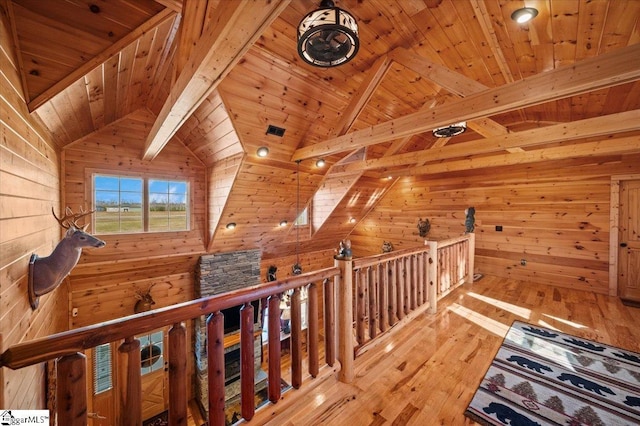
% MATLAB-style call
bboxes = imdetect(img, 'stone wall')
[194,250,262,412]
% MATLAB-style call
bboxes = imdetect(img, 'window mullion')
[144,178,150,232]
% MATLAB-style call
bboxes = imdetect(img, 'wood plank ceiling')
[5,0,640,258]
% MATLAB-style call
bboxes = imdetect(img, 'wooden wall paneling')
[351,155,640,294]
[208,153,243,249]
[1,2,64,408]
[115,40,136,119]
[126,25,159,114]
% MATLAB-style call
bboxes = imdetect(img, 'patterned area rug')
[465,321,640,425]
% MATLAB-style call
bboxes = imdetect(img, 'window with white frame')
[93,174,189,234]
[294,206,309,226]
[93,343,112,394]
[139,330,164,375]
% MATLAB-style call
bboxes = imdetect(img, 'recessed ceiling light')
[257,146,269,157]
[316,159,326,168]
[226,222,236,230]
[279,220,288,227]
[349,217,356,224]
[511,7,538,24]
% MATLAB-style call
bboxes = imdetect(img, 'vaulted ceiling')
[5,0,640,257]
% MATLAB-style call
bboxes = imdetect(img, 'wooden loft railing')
[0,234,474,426]
[352,234,475,355]
[0,267,342,426]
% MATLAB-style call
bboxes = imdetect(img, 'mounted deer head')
[29,207,106,309]
[134,283,157,314]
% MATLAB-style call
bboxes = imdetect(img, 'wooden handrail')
[0,266,339,370]
[352,245,431,269]
[351,235,474,355]
[0,238,474,424]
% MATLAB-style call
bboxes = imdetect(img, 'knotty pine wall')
[0,3,65,409]
[351,153,640,295]
[63,109,207,325]
[62,110,207,403]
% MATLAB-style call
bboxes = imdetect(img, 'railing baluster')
[356,268,365,345]
[267,295,282,402]
[117,337,141,426]
[427,240,438,313]
[411,254,418,310]
[207,311,225,426]
[169,322,187,426]
[324,276,336,366]
[403,257,410,315]
[396,258,405,320]
[368,266,377,340]
[388,260,397,326]
[57,352,87,426]
[240,303,255,421]
[291,288,302,389]
[308,281,319,378]
[380,262,388,332]
[416,253,424,306]
[468,233,475,283]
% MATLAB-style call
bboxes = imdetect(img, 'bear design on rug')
[522,326,558,338]
[506,355,553,374]
[482,402,541,426]
[563,337,606,352]
[613,351,640,364]
[624,396,640,407]
[557,373,615,396]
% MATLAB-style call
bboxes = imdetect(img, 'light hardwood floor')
[248,275,640,426]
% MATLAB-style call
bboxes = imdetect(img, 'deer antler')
[52,206,95,230]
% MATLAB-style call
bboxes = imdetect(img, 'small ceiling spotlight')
[279,220,288,227]
[316,158,326,168]
[349,217,356,224]
[432,121,467,138]
[257,146,269,157]
[226,222,236,230]
[511,7,538,24]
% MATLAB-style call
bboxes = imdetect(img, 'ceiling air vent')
[266,125,286,137]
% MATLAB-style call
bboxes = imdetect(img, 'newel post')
[169,322,187,426]
[466,233,476,284]
[118,337,142,426]
[335,257,354,383]
[57,352,87,426]
[427,240,438,313]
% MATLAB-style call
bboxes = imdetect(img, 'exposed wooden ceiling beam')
[339,109,640,172]
[154,0,183,13]
[332,55,392,136]
[469,0,515,84]
[292,43,640,161]
[27,8,177,112]
[390,47,515,147]
[143,0,290,161]
[400,135,640,176]
[388,47,487,95]
[175,0,208,75]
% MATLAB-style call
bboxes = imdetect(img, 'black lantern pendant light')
[297,0,359,67]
